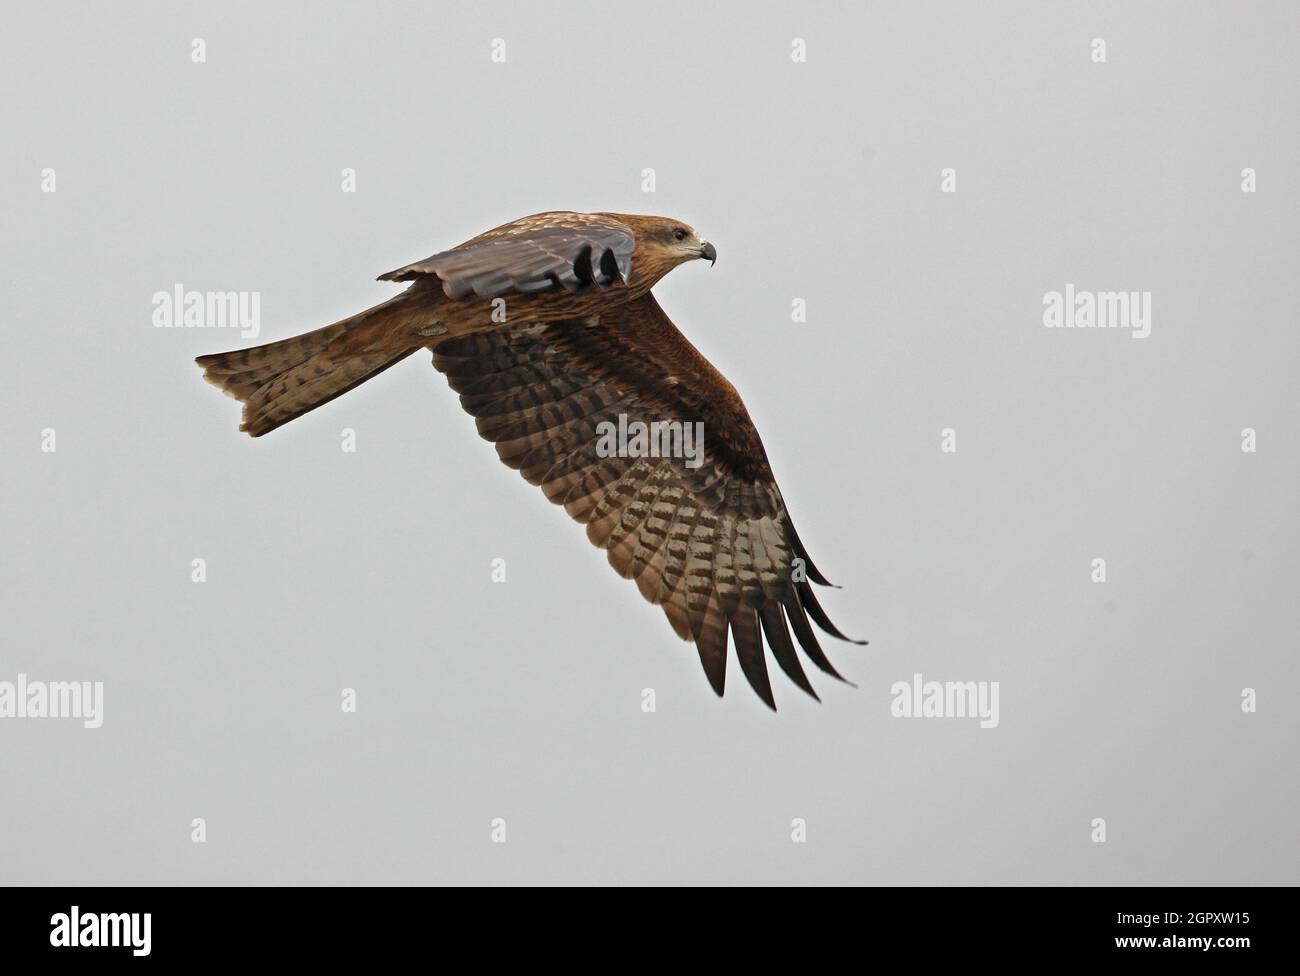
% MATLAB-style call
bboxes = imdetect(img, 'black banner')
[0,886,1280,963]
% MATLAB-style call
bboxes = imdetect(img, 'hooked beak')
[698,241,717,265]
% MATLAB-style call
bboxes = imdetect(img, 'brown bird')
[197,211,864,708]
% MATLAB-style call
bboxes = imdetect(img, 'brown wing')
[379,212,635,299]
[431,293,864,709]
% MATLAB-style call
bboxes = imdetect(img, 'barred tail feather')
[196,298,419,437]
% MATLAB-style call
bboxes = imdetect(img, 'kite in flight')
[197,211,864,708]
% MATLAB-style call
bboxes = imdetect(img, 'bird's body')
[198,211,863,708]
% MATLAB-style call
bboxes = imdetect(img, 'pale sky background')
[0,0,1296,884]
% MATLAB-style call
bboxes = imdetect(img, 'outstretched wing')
[379,212,635,299]
[431,293,864,709]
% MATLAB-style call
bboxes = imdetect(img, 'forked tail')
[196,297,421,436]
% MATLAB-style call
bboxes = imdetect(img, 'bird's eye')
[672,228,687,242]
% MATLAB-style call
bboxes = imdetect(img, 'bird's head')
[599,213,716,286]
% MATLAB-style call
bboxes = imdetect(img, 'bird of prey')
[197,211,864,708]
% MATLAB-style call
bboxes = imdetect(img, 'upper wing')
[431,293,864,709]
[379,212,635,299]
